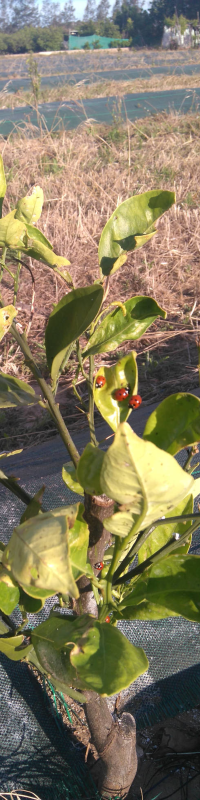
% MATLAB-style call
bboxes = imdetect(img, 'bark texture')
[74,493,138,798]
[85,692,138,799]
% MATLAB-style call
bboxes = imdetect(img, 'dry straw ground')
[0,99,200,444]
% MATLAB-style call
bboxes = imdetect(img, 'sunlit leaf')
[62,462,84,496]
[143,393,200,455]
[0,633,32,661]
[0,567,19,614]
[120,554,200,623]
[83,296,166,357]
[98,190,175,276]
[102,423,194,534]
[15,186,44,224]
[0,305,17,342]
[69,504,93,581]
[93,351,138,432]
[0,210,26,248]
[3,505,80,600]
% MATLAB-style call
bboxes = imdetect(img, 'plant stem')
[113,510,200,583]
[0,471,35,506]
[10,320,80,468]
[114,516,200,587]
[0,246,7,283]
[184,446,198,472]
[13,250,22,306]
[88,355,97,445]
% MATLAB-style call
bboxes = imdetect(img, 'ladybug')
[129,394,142,409]
[105,615,111,623]
[95,561,103,571]
[114,387,129,402]
[95,375,106,388]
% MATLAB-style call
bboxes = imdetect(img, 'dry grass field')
[0,60,200,445]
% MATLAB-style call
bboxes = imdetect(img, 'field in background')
[0,49,200,448]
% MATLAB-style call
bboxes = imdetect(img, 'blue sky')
[74,0,150,21]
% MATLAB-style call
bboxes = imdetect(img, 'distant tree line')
[0,0,199,53]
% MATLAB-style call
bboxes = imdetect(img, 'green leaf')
[69,504,93,581]
[0,210,26,248]
[121,554,200,622]
[83,296,166,357]
[0,155,6,218]
[138,494,193,565]
[25,223,53,249]
[0,618,10,634]
[20,486,45,523]
[45,285,104,383]
[19,588,43,613]
[98,190,175,276]
[3,505,80,600]
[77,444,104,496]
[0,634,32,661]
[32,613,148,696]
[143,392,200,455]
[0,567,20,614]
[117,601,179,621]
[102,423,194,534]
[0,372,39,408]
[0,305,17,342]
[62,462,84,496]
[70,620,148,695]
[31,615,88,691]
[93,351,138,432]
[15,186,44,224]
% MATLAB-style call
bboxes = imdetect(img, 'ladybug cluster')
[95,375,142,410]
[114,386,142,409]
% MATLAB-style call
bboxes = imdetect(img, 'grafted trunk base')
[85,693,137,799]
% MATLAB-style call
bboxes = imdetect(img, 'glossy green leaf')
[0,567,19,614]
[77,444,104,496]
[15,186,44,224]
[93,351,138,432]
[0,373,39,408]
[138,494,193,565]
[0,618,10,634]
[25,223,53,250]
[22,238,71,273]
[3,505,80,600]
[0,155,6,218]
[62,462,84,496]
[0,305,17,342]
[27,644,86,702]
[69,504,93,581]
[143,393,200,455]
[70,620,148,695]
[117,601,179,621]
[0,210,26,248]
[45,285,104,382]
[98,190,175,276]
[121,555,200,622]
[83,296,166,357]
[31,615,89,691]
[102,423,194,534]
[20,486,45,523]
[0,634,32,661]
[31,612,148,696]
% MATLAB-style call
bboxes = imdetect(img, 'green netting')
[1,62,200,93]
[68,35,129,50]
[0,87,199,137]
[0,417,200,794]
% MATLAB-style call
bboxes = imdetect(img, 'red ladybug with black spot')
[114,386,130,402]
[95,375,106,389]
[129,394,142,409]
